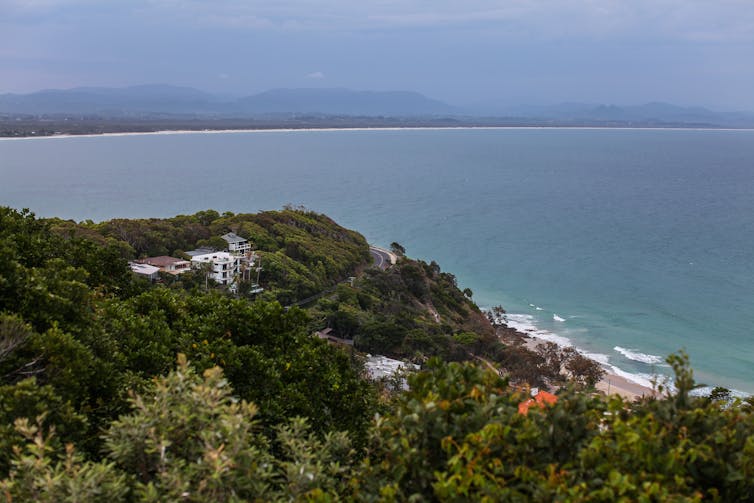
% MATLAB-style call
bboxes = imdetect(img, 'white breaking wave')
[614,346,664,365]
[504,314,572,347]
[605,364,665,390]
[553,314,566,322]
[582,351,611,366]
[503,313,668,391]
[690,386,749,399]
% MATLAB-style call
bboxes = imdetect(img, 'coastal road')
[369,246,396,270]
[284,246,394,309]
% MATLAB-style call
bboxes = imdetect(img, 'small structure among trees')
[135,255,190,275]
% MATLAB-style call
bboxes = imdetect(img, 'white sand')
[521,334,658,400]
[3,125,752,142]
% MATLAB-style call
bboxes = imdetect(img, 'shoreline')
[595,371,659,400]
[496,321,659,401]
[2,125,754,141]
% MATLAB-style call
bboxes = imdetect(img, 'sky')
[2,0,754,109]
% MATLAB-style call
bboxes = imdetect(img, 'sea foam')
[690,386,749,399]
[614,346,664,365]
[504,313,572,347]
[500,311,668,390]
[604,365,663,389]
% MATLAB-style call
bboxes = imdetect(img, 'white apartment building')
[190,251,242,290]
[222,232,251,254]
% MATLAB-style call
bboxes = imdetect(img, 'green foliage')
[0,314,31,365]
[389,242,405,257]
[532,342,606,389]
[360,359,514,497]
[2,359,365,502]
[0,206,377,476]
[73,207,371,304]
[311,257,496,366]
[0,418,128,503]
[0,378,88,474]
[452,331,480,346]
[275,417,358,499]
[709,386,732,402]
[3,342,754,502]
[95,287,377,444]
[105,355,276,501]
[357,354,754,502]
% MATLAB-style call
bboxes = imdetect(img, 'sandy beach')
[2,125,751,142]
[596,371,658,400]
[508,325,659,401]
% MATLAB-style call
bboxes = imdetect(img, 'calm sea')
[2,128,754,392]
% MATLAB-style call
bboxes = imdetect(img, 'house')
[128,262,160,282]
[190,251,242,290]
[136,256,191,275]
[222,232,251,254]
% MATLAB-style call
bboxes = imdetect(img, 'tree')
[0,418,128,503]
[0,378,88,474]
[0,315,32,365]
[565,352,605,388]
[104,355,277,501]
[390,242,406,257]
[710,386,732,401]
[2,357,362,502]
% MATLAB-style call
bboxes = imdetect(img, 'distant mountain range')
[234,88,455,116]
[0,85,220,115]
[0,84,456,117]
[1,84,753,127]
[476,102,754,127]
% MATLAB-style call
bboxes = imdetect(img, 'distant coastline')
[3,124,754,141]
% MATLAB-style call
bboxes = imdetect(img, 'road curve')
[369,246,396,270]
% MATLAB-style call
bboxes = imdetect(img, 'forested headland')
[2,206,754,501]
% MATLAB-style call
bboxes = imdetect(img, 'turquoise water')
[2,128,754,391]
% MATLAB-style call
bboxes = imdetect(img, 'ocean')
[2,128,753,392]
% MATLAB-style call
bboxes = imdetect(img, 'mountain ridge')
[0,85,456,117]
[2,84,754,127]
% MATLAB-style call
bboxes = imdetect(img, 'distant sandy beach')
[2,125,752,142]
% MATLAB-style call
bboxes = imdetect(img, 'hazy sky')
[3,0,754,109]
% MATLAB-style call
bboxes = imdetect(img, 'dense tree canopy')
[3,206,753,502]
[4,353,754,501]
[0,207,377,469]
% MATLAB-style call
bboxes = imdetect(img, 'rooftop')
[136,256,189,268]
[222,232,248,244]
[185,247,216,257]
[190,251,237,263]
[128,262,160,275]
